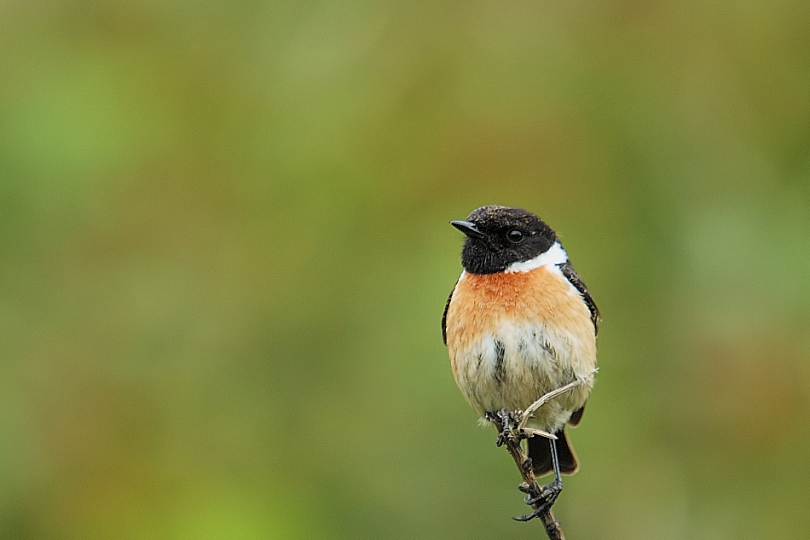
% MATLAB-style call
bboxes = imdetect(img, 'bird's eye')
[507,229,524,243]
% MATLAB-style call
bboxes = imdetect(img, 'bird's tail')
[527,428,579,477]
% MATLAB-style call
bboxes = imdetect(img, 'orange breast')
[445,267,593,356]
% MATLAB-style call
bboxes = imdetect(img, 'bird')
[442,205,599,485]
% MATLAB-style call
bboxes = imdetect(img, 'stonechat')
[442,205,599,484]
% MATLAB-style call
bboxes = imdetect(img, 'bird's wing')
[568,405,586,426]
[441,282,457,346]
[558,262,600,335]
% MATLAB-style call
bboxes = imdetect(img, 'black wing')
[559,262,600,335]
[441,283,456,345]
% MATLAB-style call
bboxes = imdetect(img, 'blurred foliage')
[1,1,809,538]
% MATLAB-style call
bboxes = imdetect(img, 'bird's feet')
[485,408,522,447]
[514,479,563,521]
[485,408,556,448]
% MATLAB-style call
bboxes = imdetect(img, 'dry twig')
[487,373,596,539]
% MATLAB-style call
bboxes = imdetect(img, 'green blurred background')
[1,1,809,538]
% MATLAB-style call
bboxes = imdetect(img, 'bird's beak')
[451,220,485,239]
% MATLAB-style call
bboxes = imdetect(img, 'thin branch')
[489,371,597,539]
[498,430,566,539]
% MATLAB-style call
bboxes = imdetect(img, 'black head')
[451,206,558,274]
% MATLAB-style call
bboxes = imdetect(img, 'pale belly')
[450,320,595,432]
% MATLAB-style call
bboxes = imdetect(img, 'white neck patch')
[505,241,568,273]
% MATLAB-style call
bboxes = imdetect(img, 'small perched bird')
[442,205,599,481]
